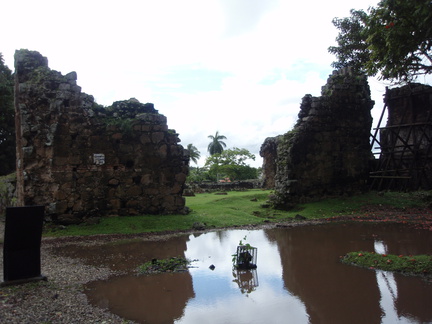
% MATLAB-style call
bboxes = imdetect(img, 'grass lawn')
[41,189,432,237]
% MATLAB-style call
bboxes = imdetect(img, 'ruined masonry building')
[14,50,189,224]
[260,68,374,208]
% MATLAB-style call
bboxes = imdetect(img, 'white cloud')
[1,0,388,168]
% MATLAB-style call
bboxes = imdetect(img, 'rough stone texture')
[14,50,189,223]
[260,68,374,207]
[259,137,278,189]
[378,83,432,189]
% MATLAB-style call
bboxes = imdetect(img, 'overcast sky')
[2,0,388,167]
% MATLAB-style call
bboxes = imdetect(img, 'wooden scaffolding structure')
[369,85,432,191]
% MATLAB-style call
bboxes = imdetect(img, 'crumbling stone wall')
[260,68,374,207]
[377,83,432,189]
[260,137,278,189]
[14,50,189,224]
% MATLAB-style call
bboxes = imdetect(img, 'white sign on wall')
[93,153,105,165]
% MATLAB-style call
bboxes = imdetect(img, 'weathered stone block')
[54,190,67,200]
[126,200,140,207]
[55,201,68,214]
[126,185,143,196]
[175,173,187,183]
[140,174,152,185]
[109,198,121,209]
[112,133,123,140]
[151,132,165,143]
[108,178,119,186]
[158,145,168,158]
[65,71,77,81]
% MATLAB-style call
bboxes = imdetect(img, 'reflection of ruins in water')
[265,224,432,324]
[373,240,432,323]
[61,224,432,324]
[232,269,259,295]
[55,235,195,323]
[86,272,194,324]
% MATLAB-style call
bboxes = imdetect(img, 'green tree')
[207,131,227,155]
[187,166,210,183]
[0,53,15,175]
[328,9,370,73]
[186,143,201,164]
[328,0,432,82]
[205,147,257,181]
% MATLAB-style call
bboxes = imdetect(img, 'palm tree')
[186,144,201,164]
[207,131,227,155]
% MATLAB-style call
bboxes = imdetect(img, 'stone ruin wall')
[379,83,432,189]
[260,68,374,207]
[14,50,189,224]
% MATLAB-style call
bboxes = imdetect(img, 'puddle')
[55,223,432,324]
[54,236,188,272]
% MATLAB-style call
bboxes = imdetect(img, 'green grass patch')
[42,190,431,237]
[295,191,431,218]
[341,251,432,277]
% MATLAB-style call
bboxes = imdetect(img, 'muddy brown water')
[54,223,432,324]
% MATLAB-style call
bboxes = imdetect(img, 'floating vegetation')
[341,251,432,278]
[137,257,193,274]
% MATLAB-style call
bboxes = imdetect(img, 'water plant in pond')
[137,257,192,274]
[232,236,258,269]
[341,251,432,277]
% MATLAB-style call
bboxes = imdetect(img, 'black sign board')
[2,206,47,285]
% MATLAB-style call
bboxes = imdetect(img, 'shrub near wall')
[0,173,17,215]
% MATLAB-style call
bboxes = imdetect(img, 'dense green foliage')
[205,147,257,181]
[329,0,432,82]
[342,251,432,277]
[187,166,209,182]
[207,131,227,155]
[0,54,15,175]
